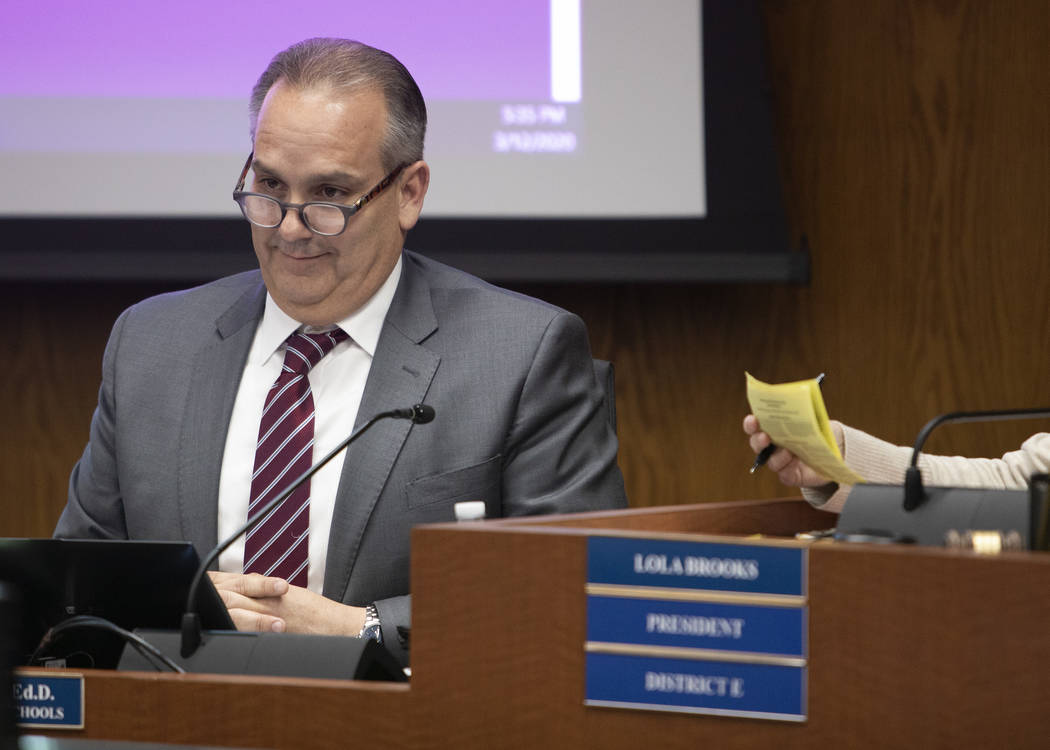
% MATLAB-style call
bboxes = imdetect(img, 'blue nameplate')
[588,536,805,596]
[587,595,805,657]
[14,672,84,729]
[585,651,806,721]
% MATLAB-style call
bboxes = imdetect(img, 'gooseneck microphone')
[902,407,1050,511]
[180,403,435,657]
[392,403,435,424]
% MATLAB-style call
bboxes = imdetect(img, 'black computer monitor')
[0,582,19,749]
[0,539,234,669]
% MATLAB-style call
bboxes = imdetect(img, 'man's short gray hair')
[249,38,427,170]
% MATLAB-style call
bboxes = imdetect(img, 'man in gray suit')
[55,38,626,665]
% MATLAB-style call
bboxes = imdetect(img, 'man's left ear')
[397,161,430,232]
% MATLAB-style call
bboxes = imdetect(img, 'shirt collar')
[251,255,403,366]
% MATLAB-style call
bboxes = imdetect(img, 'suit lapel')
[323,255,439,600]
[177,278,266,557]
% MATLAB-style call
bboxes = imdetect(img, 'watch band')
[359,604,383,644]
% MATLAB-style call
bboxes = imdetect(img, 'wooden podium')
[24,498,1050,748]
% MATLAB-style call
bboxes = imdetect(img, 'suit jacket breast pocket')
[405,454,502,514]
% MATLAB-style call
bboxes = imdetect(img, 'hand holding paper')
[745,373,865,486]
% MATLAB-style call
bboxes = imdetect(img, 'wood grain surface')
[25,500,1050,748]
[409,503,1050,748]
[3,0,1049,534]
[32,669,412,749]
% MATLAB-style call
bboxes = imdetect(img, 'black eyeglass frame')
[231,151,406,236]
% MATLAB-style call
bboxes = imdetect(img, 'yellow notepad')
[745,372,865,485]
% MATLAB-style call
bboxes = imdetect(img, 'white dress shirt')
[217,257,402,593]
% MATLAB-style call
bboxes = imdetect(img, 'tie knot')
[282,329,349,375]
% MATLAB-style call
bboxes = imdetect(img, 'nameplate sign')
[587,536,805,596]
[14,671,84,729]
[585,535,807,721]
[585,650,805,722]
[587,594,805,657]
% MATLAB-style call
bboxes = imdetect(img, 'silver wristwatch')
[359,604,382,643]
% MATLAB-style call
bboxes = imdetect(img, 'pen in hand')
[749,372,825,474]
[749,444,776,474]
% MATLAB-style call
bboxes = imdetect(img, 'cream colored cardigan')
[802,422,1050,513]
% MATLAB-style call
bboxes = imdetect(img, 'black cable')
[30,615,185,674]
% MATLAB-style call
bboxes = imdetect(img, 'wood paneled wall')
[2,1,1048,537]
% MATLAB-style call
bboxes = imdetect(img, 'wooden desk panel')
[411,502,1050,748]
[26,499,1050,748]
[30,670,412,750]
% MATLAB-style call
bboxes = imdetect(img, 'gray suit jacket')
[57,251,627,664]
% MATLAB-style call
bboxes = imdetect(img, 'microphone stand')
[903,407,1050,511]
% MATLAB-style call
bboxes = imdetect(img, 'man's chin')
[265,272,334,311]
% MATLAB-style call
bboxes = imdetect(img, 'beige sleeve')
[800,423,911,512]
[800,424,1050,514]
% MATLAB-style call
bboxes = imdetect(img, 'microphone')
[902,407,1050,511]
[180,403,435,658]
[393,403,435,424]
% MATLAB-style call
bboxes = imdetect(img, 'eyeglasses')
[232,151,405,236]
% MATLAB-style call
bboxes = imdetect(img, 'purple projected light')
[0,0,555,100]
[0,0,627,216]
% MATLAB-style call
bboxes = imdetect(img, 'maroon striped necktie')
[243,329,348,586]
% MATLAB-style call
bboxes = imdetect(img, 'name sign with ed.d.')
[13,671,84,730]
